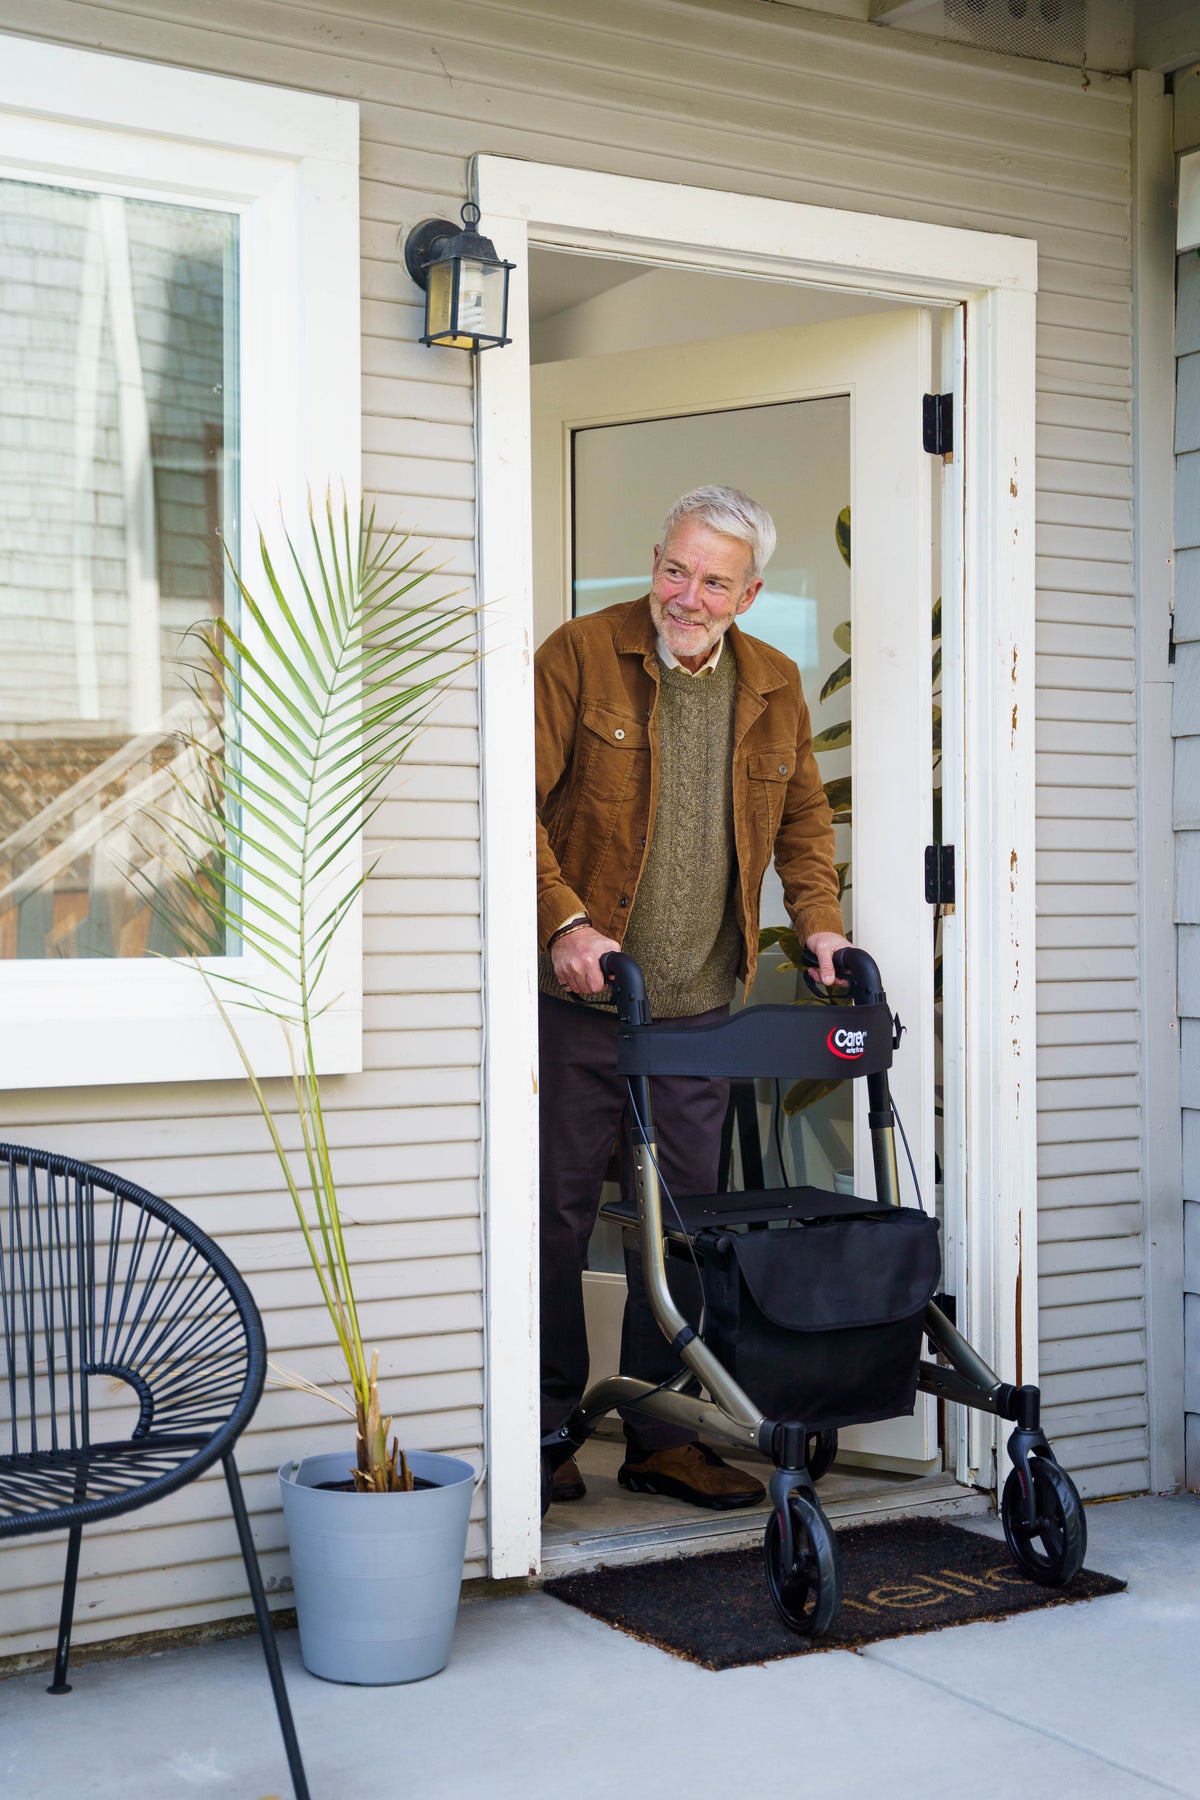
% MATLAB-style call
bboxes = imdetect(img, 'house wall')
[0,0,1148,1658]
[1174,72,1200,1490]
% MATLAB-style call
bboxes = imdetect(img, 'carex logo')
[828,1026,867,1060]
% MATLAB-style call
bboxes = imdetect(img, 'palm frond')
[126,494,479,1477]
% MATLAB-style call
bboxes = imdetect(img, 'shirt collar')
[655,632,724,677]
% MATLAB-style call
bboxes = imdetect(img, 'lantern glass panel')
[478,261,510,340]
[454,258,508,342]
[455,257,489,337]
[425,258,461,344]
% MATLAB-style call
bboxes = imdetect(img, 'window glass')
[0,179,238,959]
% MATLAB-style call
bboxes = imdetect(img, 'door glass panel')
[0,179,238,960]
[571,399,853,1191]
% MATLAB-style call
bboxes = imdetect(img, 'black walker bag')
[697,1205,942,1432]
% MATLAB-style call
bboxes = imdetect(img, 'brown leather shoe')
[617,1442,765,1510]
[550,1455,587,1503]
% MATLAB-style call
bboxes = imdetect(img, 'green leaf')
[832,620,851,654]
[819,658,851,704]
[823,775,852,816]
[757,925,803,969]
[835,506,851,569]
[932,595,942,641]
[811,719,851,753]
[782,1075,844,1115]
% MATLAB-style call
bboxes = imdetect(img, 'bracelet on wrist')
[547,916,592,950]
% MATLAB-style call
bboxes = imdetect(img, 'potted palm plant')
[135,495,480,1684]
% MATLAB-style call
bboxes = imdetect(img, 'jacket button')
[619,895,629,907]
[778,763,788,775]
[615,728,625,740]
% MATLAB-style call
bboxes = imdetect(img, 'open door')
[533,310,939,1469]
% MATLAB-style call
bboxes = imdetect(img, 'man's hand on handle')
[553,925,850,993]
[805,930,852,987]
[551,925,623,997]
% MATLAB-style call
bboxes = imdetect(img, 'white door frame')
[472,154,1038,1578]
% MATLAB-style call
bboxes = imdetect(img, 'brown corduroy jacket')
[534,597,845,994]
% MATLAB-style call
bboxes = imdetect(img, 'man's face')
[648,519,763,669]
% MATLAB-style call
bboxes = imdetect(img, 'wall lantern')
[404,202,515,352]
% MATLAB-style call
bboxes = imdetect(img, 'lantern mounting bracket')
[404,216,460,290]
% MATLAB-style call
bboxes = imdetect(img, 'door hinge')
[922,392,953,457]
[925,844,955,907]
[934,1291,957,1328]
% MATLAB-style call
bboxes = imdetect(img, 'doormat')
[543,1516,1124,1669]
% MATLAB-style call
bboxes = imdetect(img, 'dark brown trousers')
[538,992,729,1456]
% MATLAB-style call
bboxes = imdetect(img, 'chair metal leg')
[222,1454,311,1800]
[47,1526,82,1695]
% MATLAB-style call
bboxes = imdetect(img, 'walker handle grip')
[800,942,887,1007]
[599,951,651,1027]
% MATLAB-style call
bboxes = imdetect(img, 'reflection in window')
[0,181,238,959]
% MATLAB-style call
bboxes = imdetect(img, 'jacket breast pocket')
[747,747,792,838]
[577,701,649,801]
[557,702,650,875]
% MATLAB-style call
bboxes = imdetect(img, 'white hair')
[659,486,777,582]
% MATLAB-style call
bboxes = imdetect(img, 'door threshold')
[540,1446,989,1577]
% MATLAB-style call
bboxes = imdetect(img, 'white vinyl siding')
[0,0,1144,1657]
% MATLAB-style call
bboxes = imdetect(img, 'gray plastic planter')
[279,1448,475,1685]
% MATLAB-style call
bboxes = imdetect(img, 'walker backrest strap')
[614,1001,895,1080]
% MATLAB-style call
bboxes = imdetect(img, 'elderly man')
[536,485,849,1512]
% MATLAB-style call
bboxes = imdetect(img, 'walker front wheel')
[1000,1456,1086,1587]
[763,1491,842,1637]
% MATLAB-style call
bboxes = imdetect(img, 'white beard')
[651,604,733,662]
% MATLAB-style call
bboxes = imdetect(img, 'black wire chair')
[0,1143,310,1800]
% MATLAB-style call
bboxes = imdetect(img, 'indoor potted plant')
[134,494,480,1684]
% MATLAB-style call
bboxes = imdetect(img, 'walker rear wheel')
[806,1430,837,1483]
[763,1491,842,1636]
[1000,1456,1087,1587]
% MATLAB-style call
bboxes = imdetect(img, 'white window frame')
[471,154,1038,1578]
[0,36,361,1089]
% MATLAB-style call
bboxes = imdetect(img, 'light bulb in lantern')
[457,261,487,336]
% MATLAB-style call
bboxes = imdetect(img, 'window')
[0,35,360,1087]
[1,183,238,964]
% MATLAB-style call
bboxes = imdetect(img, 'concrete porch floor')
[1,1494,1196,1800]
